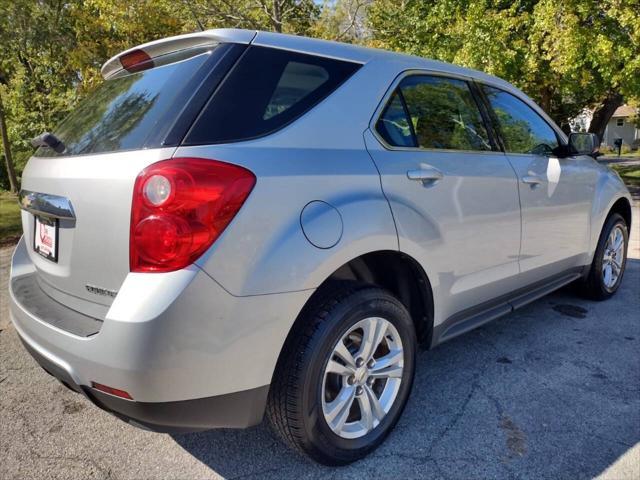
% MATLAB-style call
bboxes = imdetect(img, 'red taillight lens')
[91,382,133,400]
[130,158,255,273]
[120,49,154,73]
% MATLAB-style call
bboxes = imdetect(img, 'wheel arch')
[315,250,435,346]
[591,194,633,261]
[589,165,633,260]
[607,196,632,232]
[270,250,434,389]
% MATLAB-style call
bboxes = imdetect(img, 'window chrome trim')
[19,190,76,220]
[369,69,501,154]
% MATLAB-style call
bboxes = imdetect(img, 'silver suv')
[9,29,632,465]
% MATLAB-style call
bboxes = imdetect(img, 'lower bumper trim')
[20,334,269,433]
[89,385,269,433]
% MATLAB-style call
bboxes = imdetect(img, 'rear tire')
[578,213,629,300]
[266,283,416,465]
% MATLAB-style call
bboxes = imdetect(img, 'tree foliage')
[311,0,373,42]
[368,0,640,133]
[0,0,326,188]
[191,0,320,34]
[0,0,193,187]
[0,0,637,189]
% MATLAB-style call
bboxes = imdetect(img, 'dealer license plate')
[34,216,58,262]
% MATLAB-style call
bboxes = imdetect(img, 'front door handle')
[407,168,444,185]
[522,175,542,186]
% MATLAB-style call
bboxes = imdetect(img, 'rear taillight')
[130,157,255,273]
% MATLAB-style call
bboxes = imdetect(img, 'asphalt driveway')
[1,206,639,479]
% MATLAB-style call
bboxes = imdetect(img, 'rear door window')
[35,45,238,157]
[184,46,361,145]
[397,75,492,151]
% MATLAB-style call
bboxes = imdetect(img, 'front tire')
[579,213,629,300]
[267,283,416,465]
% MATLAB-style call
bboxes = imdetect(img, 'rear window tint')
[35,46,229,157]
[184,46,361,145]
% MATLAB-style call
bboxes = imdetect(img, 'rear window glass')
[184,46,361,145]
[35,49,217,157]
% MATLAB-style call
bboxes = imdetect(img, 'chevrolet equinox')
[10,29,632,465]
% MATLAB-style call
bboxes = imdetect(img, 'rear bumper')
[9,237,312,431]
[19,337,268,432]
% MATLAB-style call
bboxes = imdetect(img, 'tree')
[0,0,330,189]
[190,0,319,34]
[0,0,635,191]
[312,0,373,42]
[0,87,19,193]
[0,0,193,188]
[0,0,81,184]
[367,0,640,137]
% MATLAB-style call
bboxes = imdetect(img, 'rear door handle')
[407,168,444,185]
[521,175,542,186]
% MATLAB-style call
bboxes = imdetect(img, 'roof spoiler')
[101,29,256,79]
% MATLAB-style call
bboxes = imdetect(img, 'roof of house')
[612,105,638,118]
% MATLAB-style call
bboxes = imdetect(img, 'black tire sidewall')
[300,289,416,463]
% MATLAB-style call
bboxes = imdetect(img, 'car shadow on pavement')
[172,259,640,479]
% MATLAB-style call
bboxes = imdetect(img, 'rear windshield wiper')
[31,132,65,153]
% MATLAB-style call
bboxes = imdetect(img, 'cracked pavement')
[1,204,639,479]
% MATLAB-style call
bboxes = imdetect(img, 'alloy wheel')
[321,317,404,439]
[602,225,625,290]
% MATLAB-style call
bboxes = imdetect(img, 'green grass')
[0,191,22,245]
[610,164,640,186]
[601,150,640,159]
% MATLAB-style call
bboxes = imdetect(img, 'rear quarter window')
[183,46,361,145]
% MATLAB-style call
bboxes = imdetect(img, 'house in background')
[601,105,639,149]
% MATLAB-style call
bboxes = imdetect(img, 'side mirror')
[568,132,600,158]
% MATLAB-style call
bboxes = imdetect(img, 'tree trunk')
[272,0,282,32]
[539,86,552,114]
[589,92,623,145]
[0,92,19,193]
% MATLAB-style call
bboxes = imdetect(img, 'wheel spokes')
[611,261,620,275]
[602,226,626,289]
[369,349,403,379]
[358,385,385,430]
[612,256,622,269]
[603,263,613,287]
[322,317,404,439]
[333,340,357,369]
[325,385,356,432]
[613,229,624,252]
[326,359,355,377]
[358,317,388,362]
